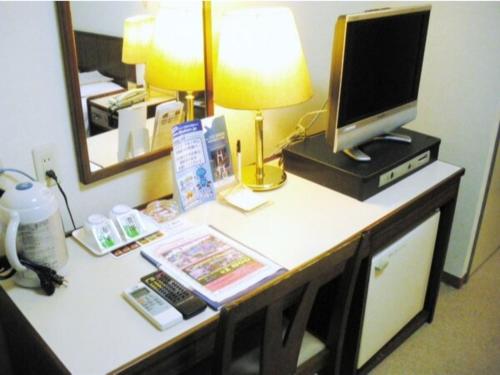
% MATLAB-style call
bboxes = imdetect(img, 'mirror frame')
[56,1,213,184]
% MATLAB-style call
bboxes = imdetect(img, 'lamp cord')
[271,98,328,164]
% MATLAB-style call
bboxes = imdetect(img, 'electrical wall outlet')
[32,144,58,186]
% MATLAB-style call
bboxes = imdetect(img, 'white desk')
[187,161,461,271]
[0,161,463,374]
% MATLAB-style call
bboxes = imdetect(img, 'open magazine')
[141,225,285,309]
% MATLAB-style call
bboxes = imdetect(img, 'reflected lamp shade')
[145,7,205,92]
[122,15,154,64]
[215,7,312,110]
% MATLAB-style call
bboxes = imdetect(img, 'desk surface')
[0,161,462,374]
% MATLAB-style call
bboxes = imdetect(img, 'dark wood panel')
[75,30,135,88]
[0,288,70,375]
[112,320,217,375]
[441,271,468,289]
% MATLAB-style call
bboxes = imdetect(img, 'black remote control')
[141,270,207,319]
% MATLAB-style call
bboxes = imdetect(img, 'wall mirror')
[57,1,213,184]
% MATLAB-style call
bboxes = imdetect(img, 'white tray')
[72,220,159,256]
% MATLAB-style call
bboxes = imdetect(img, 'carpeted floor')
[370,249,500,374]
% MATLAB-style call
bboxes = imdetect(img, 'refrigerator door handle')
[374,259,389,275]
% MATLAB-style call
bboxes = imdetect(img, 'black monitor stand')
[282,128,440,201]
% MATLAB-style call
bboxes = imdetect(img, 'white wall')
[0,2,498,279]
[71,1,155,37]
[71,1,198,37]
[406,2,500,277]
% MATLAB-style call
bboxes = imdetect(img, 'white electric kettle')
[0,181,68,288]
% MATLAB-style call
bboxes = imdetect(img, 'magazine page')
[141,225,285,308]
[172,120,216,211]
[201,116,235,191]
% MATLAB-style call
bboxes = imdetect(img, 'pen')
[237,140,242,183]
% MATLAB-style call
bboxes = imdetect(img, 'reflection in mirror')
[57,2,212,183]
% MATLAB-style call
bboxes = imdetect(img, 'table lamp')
[146,6,205,121]
[122,15,154,88]
[215,7,312,191]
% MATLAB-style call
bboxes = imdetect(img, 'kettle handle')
[4,209,27,272]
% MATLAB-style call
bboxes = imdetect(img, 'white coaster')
[222,185,269,212]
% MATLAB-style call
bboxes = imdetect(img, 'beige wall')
[471,141,500,273]
[0,2,499,278]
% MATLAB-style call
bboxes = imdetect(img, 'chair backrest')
[213,234,364,375]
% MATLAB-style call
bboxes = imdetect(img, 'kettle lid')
[0,181,55,211]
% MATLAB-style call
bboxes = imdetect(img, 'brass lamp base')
[242,165,287,191]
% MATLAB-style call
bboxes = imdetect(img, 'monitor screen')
[338,11,429,127]
[326,6,431,160]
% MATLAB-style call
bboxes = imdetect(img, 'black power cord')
[19,257,66,296]
[0,256,16,280]
[46,169,76,231]
[0,256,66,295]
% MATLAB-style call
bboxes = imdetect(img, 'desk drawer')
[90,106,111,128]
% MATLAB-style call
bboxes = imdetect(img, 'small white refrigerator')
[357,211,440,369]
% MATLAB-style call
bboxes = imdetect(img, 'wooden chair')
[212,232,370,375]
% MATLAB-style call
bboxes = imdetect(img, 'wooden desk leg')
[425,194,459,323]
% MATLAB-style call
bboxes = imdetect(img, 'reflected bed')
[74,30,135,134]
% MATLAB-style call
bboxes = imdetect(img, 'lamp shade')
[215,7,312,110]
[146,7,205,92]
[122,15,154,64]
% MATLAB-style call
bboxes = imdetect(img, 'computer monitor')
[326,5,431,161]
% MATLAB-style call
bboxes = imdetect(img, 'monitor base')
[345,132,413,162]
